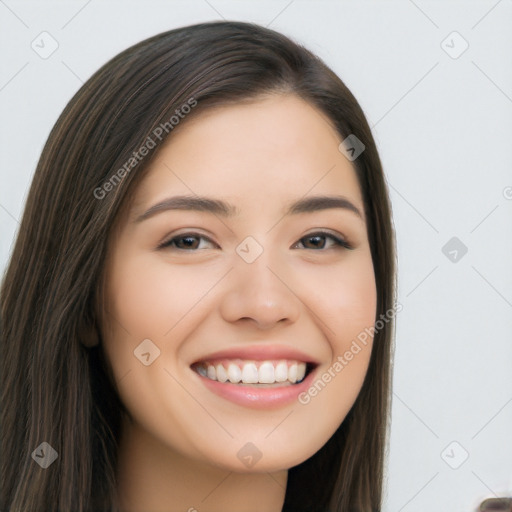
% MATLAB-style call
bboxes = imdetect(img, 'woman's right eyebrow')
[132,194,363,224]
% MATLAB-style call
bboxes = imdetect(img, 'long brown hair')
[0,21,396,511]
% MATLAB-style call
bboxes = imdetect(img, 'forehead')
[128,94,363,221]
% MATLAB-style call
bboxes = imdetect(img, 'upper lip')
[192,345,320,365]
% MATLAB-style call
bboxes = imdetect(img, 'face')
[99,93,377,473]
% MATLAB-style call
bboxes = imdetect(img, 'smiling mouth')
[191,359,316,387]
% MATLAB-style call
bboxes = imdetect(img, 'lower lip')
[193,366,317,409]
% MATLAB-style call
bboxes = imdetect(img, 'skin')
[98,93,377,512]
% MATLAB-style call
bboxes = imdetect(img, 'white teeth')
[296,362,306,382]
[207,365,217,381]
[241,363,259,383]
[274,361,288,382]
[258,362,275,383]
[227,364,242,383]
[216,363,228,383]
[196,360,309,385]
[288,363,298,383]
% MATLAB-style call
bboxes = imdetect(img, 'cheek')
[293,257,376,442]
[100,254,223,391]
[337,264,377,338]
[298,252,377,400]
[99,256,180,381]
[99,255,213,448]
[301,253,377,345]
[104,254,212,340]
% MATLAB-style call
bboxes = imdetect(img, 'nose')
[219,249,301,330]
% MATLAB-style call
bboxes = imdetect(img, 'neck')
[115,414,288,512]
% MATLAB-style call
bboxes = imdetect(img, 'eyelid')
[294,230,353,250]
[157,229,353,251]
[156,230,218,250]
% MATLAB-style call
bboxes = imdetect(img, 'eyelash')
[157,231,353,251]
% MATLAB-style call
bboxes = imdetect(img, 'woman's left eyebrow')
[132,194,363,223]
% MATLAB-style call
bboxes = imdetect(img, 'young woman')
[0,21,397,512]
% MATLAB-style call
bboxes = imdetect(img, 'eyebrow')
[133,194,363,223]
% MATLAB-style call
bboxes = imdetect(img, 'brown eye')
[295,232,352,250]
[158,233,217,251]
[157,231,352,252]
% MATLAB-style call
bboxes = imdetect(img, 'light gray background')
[1,1,511,510]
